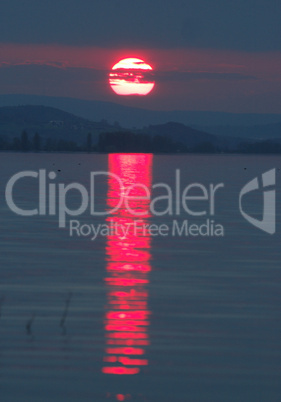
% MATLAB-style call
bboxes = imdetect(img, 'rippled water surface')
[0,153,281,401]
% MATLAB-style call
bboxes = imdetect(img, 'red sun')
[109,58,155,96]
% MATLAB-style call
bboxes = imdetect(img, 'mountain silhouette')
[0,94,280,129]
[0,105,115,144]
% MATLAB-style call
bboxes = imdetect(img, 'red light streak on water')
[102,154,153,376]
[102,367,140,375]
[106,332,149,339]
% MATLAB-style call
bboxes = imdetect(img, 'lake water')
[0,153,281,401]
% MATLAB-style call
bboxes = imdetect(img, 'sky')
[0,0,280,113]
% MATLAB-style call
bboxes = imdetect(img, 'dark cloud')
[0,60,68,68]
[155,71,257,82]
[0,64,109,100]
[0,0,280,51]
[0,64,106,81]
[0,62,280,113]
[0,62,256,84]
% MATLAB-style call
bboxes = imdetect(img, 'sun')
[109,58,155,96]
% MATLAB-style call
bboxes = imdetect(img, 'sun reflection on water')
[103,154,153,379]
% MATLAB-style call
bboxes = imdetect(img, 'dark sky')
[0,1,280,113]
[1,0,281,50]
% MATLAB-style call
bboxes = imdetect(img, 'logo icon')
[239,169,276,234]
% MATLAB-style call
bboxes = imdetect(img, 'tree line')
[1,130,281,154]
[0,131,92,152]
[0,130,191,153]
